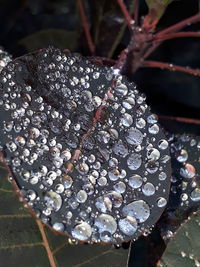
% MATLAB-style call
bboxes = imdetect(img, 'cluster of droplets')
[0,47,171,243]
[170,134,200,206]
[160,134,200,242]
[0,47,11,73]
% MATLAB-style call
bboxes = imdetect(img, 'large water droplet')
[121,113,133,127]
[72,222,92,241]
[128,174,143,189]
[125,128,143,145]
[142,183,155,196]
[122,200,150,223]
[180,163,195,179]
[95,214,117,234]
[118,216,138,236]
[44,191,62,211]
[176,149,188,163]
[127,153,142,170]
[190,188,200,202]
[112,142,128,158]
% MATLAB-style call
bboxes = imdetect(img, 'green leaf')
[19,29,79,52]
[160,212,200,267]
[145,0,174,21]
[0,161,129,267]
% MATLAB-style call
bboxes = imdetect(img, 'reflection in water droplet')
[176,149,188,163]
[118,216,138,236]
[112,142,128,158]
[121,113,133,127]
[122,200,150,223]
[158,139,168,150]
[125,128,143,145]
[53,222,65,231]
[147,148,160,161]
[127,153,142,170]
[128,174,143,189]
[44,191,62,211]
[157,197,167,207]
[190,188,200,202]
[142,183,155,196]
[72,222,92,241]
[180,163,196,179]
[115,83,128,96]
[95,214,117,234]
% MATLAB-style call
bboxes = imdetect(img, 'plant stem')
[158,115,200,125]
[77,0,95,55]
[153,31,200,41]
[36,220,57,267]
[156,13,200,37]
[133,0,139,25]
[143,60,200,76]
[116,0,133,29]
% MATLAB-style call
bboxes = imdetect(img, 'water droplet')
[147,148,160,161]
[118,216,138,236]
[112,142,128,157]
[180,163,195,179]
[142,183,155,196]
[176,149,188,163]
[127,153,142,170]
[53,222,65,231]
[121,113,133,127]
[44,191,62,211]
[190,188,200,202]
[157,197,167,207]
[72,222,92,241]
[122,200,150,223]
[95,214,117,234]
[128,174,143,189]
[115,83,128,96]
[76,190,88,203]
[125,128,143,145]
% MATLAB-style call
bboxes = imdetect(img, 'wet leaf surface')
[0,161,130,267]
[160,211,200,267]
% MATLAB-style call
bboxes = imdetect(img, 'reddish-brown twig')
[133,0,139,26]
[36,220,57,267]
[77,0,95,55]
[143,60,200,76]
[116,0,133,30]
[143,13,200,61]
[156,13,200,37]
[158,115,200,125]
[153,31,200,42]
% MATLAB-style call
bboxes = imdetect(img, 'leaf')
[19,29,79,52]
[87,0,125,57]
[160,211,200,267]
[145,0,174,23]
[0,161,130,267]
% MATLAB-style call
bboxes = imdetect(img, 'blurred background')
[0,0,199,134]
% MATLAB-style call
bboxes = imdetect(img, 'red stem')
[153,31,200,42]
[133,0,139,26]
[77,0,95,55]
[116,0,133,30]
[143,60,200,76]
[156,13,200,37]
[158,115,200,125]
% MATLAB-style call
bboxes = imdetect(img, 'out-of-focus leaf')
[19,29,79,52]
[160,211,200,267]
[145,0,174,21]
[0,161,129,267]
[87,0,125,57]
